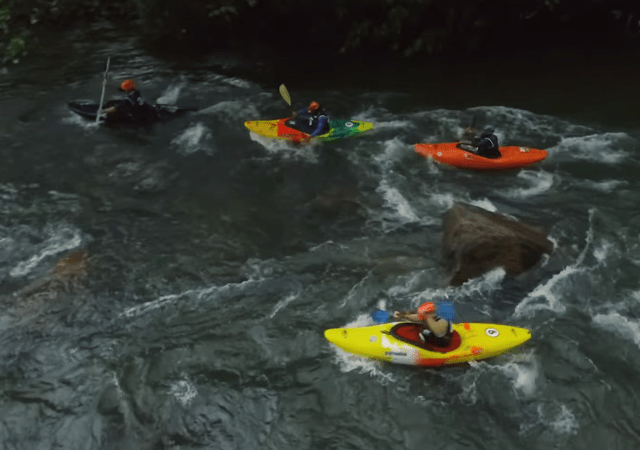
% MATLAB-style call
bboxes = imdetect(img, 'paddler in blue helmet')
[289,101,331,139]
[394,301,454,347]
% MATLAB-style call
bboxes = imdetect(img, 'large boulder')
[442,204,553,286]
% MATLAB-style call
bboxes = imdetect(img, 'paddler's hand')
[393,311,401,319]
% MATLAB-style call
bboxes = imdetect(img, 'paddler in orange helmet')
[102,79,151,118]
[394,301,453,346]
[289,101,331,140]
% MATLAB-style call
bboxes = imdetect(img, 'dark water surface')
[1,29,640,450]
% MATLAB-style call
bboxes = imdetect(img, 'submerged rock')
[442,204,553,286]
[16,249,89,306]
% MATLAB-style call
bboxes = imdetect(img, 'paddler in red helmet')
[288,101,331,140]
[394,301,453,346]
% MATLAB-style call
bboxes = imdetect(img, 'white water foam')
[592,312,640,348]
[9,224,83,278]
[248,132,319,164]
[197,100,259,125]
[375,179,420,226]
[469,197,498,212]
[574,179,628,193]
[514,210,596,317]
[269,292,300,319]
[499,359,540,397]
[552,133,633,164]
[502,170,555,199]
[155,84,183,105]
[373,137,411,170]
[171,122,214,155]
[61,112,101,131]
[169,378,198,407]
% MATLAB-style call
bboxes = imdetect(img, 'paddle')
[372,301,456,324]
[279,83,315,143]
[279,83,292,107]
[95,57,110,123]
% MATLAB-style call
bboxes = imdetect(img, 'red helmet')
[309,101,320,112]
[121,79,136,92]
[417,302,436,319]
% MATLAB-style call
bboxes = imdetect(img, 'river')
[1,27,639,450]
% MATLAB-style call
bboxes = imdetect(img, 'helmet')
[121,79,136,92]
[417,302,436,319]
[309,101,320,112]
[481,128,494,137]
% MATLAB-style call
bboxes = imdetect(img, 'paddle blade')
[372,310,390,323]
[279,84,291,106]
[436,301,456,322]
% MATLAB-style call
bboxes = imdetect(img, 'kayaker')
[102,79,154,119]
[288,101,330,138]
[474,128,501,159]
[458,125,477,152]
[393,301,453,346]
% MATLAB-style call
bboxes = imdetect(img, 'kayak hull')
[324,322,531,366]
[68,100,195,125]
[244,118,373,143]
[414,142,547,170]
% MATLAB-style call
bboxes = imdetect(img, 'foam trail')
[503,170,555,198]
[376,179,420,226]
[10,226,82,278]
[554,133,633,164]
[247,132,319,163]
[593,312,640,348]
[514,209,595,317]
[171,122,213,155]
[156,84,183,104]
[269,292,299,318]
[197,100,259,124]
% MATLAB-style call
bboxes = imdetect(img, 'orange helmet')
[417,302,436,319]
[121,79,136,92]
[309,101,320,112]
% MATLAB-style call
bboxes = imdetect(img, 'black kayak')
[68,100,196,125]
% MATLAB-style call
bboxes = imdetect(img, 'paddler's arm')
[393,311,422,322]
[309,115,328,137]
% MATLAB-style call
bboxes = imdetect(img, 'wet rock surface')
[442,203,553,286]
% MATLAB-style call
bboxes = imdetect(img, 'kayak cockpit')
[390,323,462,353]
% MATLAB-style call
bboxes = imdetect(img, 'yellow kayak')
[324,321,531,366]
[244,118,373,143]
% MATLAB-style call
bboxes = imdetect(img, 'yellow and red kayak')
[414,142,547,170]
[324,321,531,367]
[245,118,373,143]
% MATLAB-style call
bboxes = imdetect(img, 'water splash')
[171,122,213,155]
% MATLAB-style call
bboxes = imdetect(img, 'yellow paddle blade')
[279,84,291,106]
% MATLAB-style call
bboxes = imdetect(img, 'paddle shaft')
[96,57,110,123]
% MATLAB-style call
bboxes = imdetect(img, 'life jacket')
[292,107,330,134]
[475,134,501,159]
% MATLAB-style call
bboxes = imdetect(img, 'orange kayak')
[414,143,547,170]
